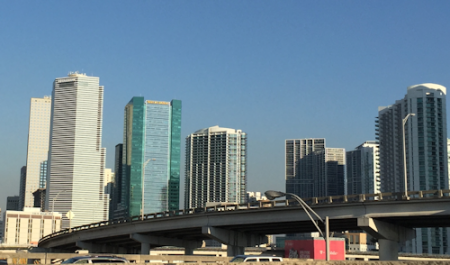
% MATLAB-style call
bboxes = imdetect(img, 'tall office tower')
[110,143,123,219]
[185,125,247,209]
[122,97,182,217]
[19,97,52,210]
[377,83,448,254]
[346,141,380,195]
[285,139,325,196]
[290,147,345,198]
[45,73,109,229]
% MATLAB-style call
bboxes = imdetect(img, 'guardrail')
[39,189,450,244]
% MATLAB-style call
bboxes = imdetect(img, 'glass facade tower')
[122,97,181,217]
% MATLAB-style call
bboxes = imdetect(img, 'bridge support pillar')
[130,233,202,255]
[141,242,151,255]
[378,239,398,261]
[227,245,245,257]
[202,226,266,257]
[358,217,415,261]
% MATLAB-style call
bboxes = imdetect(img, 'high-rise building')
[6,196,20,211]
[45,72,109,228]
[18,166,26,208]
[346,141,380,195]
[285,139,325,197]
[286,139,345,198]
[110,144,123,219]
[122,97,182,217]
[377,83,449,254]
[185,126,246,209]
[19,97,52,210]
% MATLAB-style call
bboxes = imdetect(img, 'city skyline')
[3,1,450,211]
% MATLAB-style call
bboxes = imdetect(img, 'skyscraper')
[285,139,326,196]
[185,125,246,209]
[110,143,123,219]
[286,139,345,198]
[45,72,108,228]
[346,141,380,195]
[122,97,182,217]
[19,97,52,210]
[377,83,449,254]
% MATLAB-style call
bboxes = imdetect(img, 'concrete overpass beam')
[357,217,415,261]
[202,226,267,257]
[130,233,202,255]
[76,241,100,253]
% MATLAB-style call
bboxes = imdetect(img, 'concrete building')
[121,97,182,217]
[45,72,109,229]
[19,97,52,210]
[342,232,377,252]
[2,208,61,247]
[185,126,247,209]
[377,83,449,254]
[346,141,380,195]
[6,196,20,211]
[285,139,325,197]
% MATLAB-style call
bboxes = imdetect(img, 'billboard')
[285,238,345,260]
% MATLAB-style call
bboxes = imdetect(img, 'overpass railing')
[39,189,450,244]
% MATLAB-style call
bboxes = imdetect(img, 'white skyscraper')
[19,97,52,209]
[185,125,246,209]
[45,72,108,229]
[377,83,449,254]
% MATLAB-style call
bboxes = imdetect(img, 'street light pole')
[141,158,155,220]
[402,113,415,200]
[265,190,330,261]
[51,189,68,233]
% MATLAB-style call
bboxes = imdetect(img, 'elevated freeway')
[39,189,450,261]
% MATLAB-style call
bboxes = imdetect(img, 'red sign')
[285,239,345,260]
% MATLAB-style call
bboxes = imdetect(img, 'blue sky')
[1,1,450,211]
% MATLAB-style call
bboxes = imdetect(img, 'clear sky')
[1,1,450,212]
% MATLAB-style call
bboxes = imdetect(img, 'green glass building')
[122,97,181,217]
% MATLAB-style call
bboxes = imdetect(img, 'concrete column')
[141,242,151,255]
[130,233,201,255]
[358,217,415,261]
[202,226,267,257]
[227,245,245,257]
[378,239,399,261]
[184,245,195,255]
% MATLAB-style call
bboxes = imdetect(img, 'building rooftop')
[407,83,446,94]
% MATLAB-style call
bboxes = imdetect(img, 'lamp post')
[265,190,330,261]
[403,113,415,200]
[51,189,68,233]
[141,158,156,220]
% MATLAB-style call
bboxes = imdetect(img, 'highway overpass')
[39,189,450,261]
